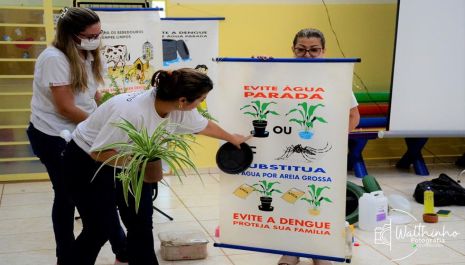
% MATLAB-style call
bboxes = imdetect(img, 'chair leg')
[396,138,429,176]
[152,183,174,221]
[348,138,369,178]
[152,206,174,221]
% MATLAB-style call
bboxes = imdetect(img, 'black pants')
[27,124,127,265]
[64,140,157,265]
[27,123,75,264]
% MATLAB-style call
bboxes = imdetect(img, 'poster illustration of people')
[97,13,221,110]
[210,59,359,262]
[160,18,221,110]
[96,10,163,94]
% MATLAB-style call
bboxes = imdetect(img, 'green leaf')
[288,118,304,126]
[252,100,262,111]
[315,186,330,198]
[322,197,333,203]
[307,104,324,117]
[93,119,201,212]
[240,104,251,110]
[314,117,327,123]
[308,184,316,198]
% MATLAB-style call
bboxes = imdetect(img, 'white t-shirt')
[73,89,208,154]
[351,93,358,109]
[30,46,99,136]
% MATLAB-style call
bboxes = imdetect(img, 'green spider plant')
[197,106,218,122]
[240,100,279,121]
[94,118,199,213]
[252,180,283,197]
[286,102,327,132]
[301,184,332,210]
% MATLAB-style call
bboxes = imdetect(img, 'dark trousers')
[116,180,158,265]
[27,123,74,264]
[64,140,157,265]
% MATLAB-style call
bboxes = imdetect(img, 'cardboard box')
[158,230,209,261]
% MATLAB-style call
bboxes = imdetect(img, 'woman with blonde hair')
[27,7,127,264]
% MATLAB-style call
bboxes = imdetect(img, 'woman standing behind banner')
[27,7,127,265]
[290,28,360,132]
[255,28,360,265]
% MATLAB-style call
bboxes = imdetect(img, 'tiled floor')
[0,165,464,265]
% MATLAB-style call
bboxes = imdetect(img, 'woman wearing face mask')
[27,7,127,265]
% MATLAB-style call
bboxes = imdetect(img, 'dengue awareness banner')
[96,9,163,94]
[160,18,221,110]
[210,58,359,262]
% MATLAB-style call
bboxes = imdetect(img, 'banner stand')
[214,243,347,262]
[210,58,360,263]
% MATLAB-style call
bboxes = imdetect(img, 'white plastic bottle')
[358,191,388,231]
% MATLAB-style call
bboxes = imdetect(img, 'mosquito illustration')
[276,143,332,162]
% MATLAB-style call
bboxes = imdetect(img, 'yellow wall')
[167,1,464,168]
[167,2,397,92]
[168,2,398,168]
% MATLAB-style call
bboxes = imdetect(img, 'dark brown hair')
[151,68,213,102]
[292,28,326,49]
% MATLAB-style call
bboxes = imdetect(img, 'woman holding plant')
[63,68,250,265]
[26,7,127,265]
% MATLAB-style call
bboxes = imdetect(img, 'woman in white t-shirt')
[26,7,127,265]
[63,68,250,265]
[277,28,360,265]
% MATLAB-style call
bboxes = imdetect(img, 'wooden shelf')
[0,1,53,180]
[0,125,28,129]
[0,108,30,112]
[0,141,29,146]
[0,172,49,182]
[0,6,45,10]
[0,58,36,62]
[0,92,33,95]
[0,75,34,79]
[0,23,45,27]
[0,157,38,162]
[0,41,47,45]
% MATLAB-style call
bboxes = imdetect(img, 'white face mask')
[77,36,101,51]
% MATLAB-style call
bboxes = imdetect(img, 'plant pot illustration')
[300,184,332,217]
[240,100,279,138]
[286,103,327,139]
[298,130,314,140]
[308,208,320,216]
[258,196,274,211]
[252,120,269,137]
[252,180,282,211]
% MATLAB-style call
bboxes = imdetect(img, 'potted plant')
[95,119,199,212]
[285,102,327,140]
[252,180,282,211]
[196,105,218,122]
[301,184,332,216]
[240,100,279,137]
[100,75,127,104]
